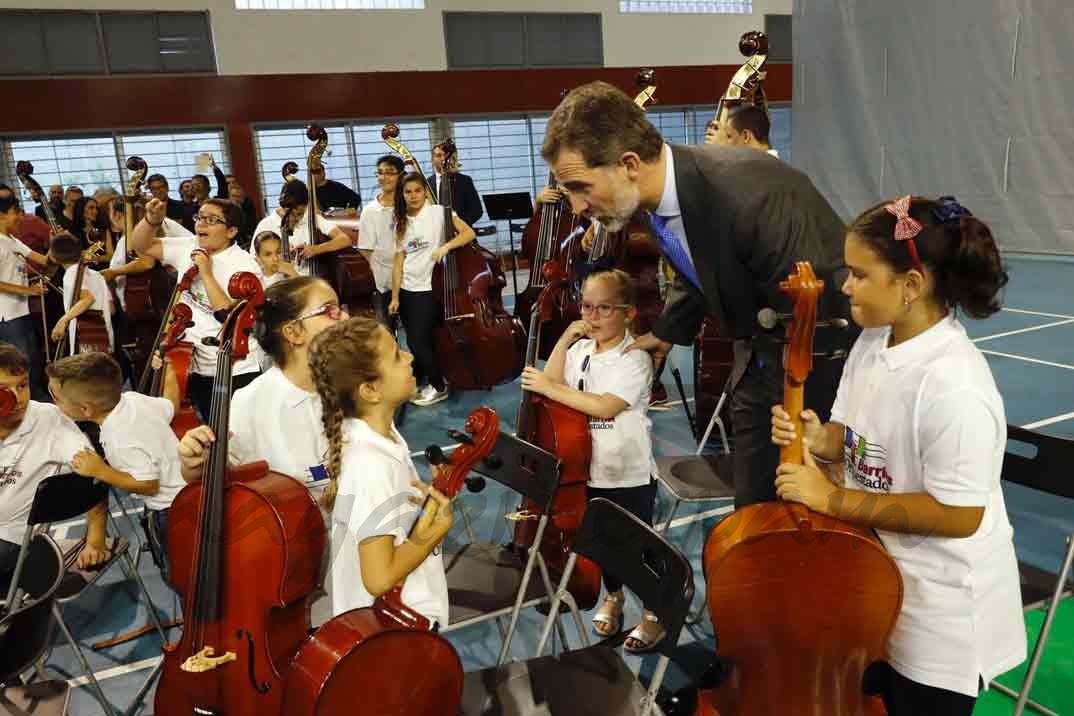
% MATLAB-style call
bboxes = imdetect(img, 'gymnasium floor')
[37,253,1074,715]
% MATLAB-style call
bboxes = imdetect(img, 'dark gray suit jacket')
[653,144,852,358]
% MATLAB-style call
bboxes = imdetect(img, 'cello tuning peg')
[424,444,448,465]
[447,429,474,445]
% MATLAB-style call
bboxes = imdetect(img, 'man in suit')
[542,81,854,509]
[430,143,483,227]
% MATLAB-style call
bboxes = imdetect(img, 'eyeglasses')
[579,302,630,317]
[294,302,347,323]
[376,170,400,176]
[193,213,228,226]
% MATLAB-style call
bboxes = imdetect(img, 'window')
[352,120,433,197]
[619,1,751,13]
[255,125,358,213]
[4,130,231,205]
[117,129,230,196]
[236,0,424,9]
[0,10,214,76]
[444,12,602,69]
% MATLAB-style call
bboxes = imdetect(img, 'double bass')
[55,241,109,360]
[304,126,376,315]
[510,263,601,611]
[382,125,526,390]
[156,271,326,715]
[282,407,500,715]
[692,33,770,438]
[14,161,66,365]
[697,263,902,716]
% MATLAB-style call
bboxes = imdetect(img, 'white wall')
[1,0,792,75]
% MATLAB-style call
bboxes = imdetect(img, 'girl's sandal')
[623,612,666,654]
[591,591,625,637]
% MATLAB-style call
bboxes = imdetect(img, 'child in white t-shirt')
[357,155,404,328]
[520,268,662,653]
[128,197,263,422]
[252,230,298,290]
[47,233,115,355]
[250,180,354,277]
[309,316,451,628]
[46,352,184,577]
[771,196,1026,714]
[388,172,476,408]
[0,344,109,587]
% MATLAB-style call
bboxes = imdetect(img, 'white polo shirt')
[99,392,185,511]
[397,204,451,293]
[356,196,397,293]
[160,235,262,377]
[228,366,329,487]
[250,209,335,278]
[108,236,130,310]
[0,233,32,322]
[563,333,659,489]
[328,417,448,628]
[0,402,91,544]
[830,314,1027,696]
[62,266,114,352]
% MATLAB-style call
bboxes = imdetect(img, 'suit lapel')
[669,145,725,325]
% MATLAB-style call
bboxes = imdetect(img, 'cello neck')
[515,306,544,438]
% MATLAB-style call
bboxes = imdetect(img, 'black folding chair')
[0,533,70,714]
[460,498,695,716]
[990,425,1074,716]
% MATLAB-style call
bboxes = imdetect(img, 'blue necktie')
[649,212,701,290]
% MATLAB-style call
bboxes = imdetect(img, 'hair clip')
[932,196,973,224]
[885,195,925,274]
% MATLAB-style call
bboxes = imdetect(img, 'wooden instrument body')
[156,462,326,716]
[514,393,602,610]
[283,603,463,716]
[693,317,735,437]
[700,503,902,716]
[72,311,111,355]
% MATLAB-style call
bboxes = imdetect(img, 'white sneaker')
[412,384,449,407]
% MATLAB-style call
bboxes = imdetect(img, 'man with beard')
[542,81,854,510]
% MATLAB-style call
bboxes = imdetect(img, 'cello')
[55,240,109,360]
[279,160,300,261]
[304,126,377,315]
[282,407,499,715]
[509,263,601,611]
[156,271,326,716]
[382,125,526,390]
[697,262,902,716]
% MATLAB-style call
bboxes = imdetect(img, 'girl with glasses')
[520,268,663,652]
[177,277,347,504]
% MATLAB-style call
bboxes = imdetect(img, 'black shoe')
[656,657,732,715]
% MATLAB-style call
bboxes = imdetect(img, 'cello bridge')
[180,646,238,673]
[505,510,539,522]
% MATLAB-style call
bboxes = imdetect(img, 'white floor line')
[68,655,161,687]
[980,349,1074,371]
[1001,307,1074,320]
[973,318,1074,343]
[1021,410,1074,431]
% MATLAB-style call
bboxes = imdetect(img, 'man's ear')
[620,152,644,178]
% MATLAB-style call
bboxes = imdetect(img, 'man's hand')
[624,332,672,363]
[144,197,167,226]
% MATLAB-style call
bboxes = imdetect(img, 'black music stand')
[482,192,534,299]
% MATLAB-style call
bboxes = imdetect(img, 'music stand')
[482,192,534,299]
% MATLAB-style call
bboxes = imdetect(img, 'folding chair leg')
[658,499,681,534]
[53,603,117,716]
[120,552,168,644]
[642,654,671,716]
[1011,532,1074,716]
[111,491,145,571]
[122,658,163,716]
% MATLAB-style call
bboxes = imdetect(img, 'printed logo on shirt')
[842,427,893,492]
[404,237,430,255]
[589,418,615,431]
[0,465,22,488]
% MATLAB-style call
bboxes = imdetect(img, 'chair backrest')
[468,432,562,514]
[15,533,64,602]
[574,498,694,658]
[27,473,109,526]
[1004,425,1074,500]
[0,534,63,682]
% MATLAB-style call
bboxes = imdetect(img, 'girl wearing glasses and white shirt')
[130,197,263,421]
[520,268,663,653]
[177,277,347,501]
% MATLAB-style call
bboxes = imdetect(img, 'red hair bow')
[885,195,924,272]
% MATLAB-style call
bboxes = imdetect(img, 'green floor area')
[976,597,1074,715]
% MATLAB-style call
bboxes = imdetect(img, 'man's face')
[551,148,641,233]
[48,185,63,204]
[432,146,445,173]
[376,162,401,193]
[64,187,83,210]
[180,181,194,201]
[148,179,169,202]
[0,369,31,431]
[191,177,210,200]
[704,121,719,145]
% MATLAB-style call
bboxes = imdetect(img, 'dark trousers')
[143,506,171,581]
[0,538,20,593]
[373,289,400,334]
[0,315,47,401]
[187,371,260,424]
[730,342,844,509]
[398,289,444,391]
[587,480,657,594]
[864,662,977,716]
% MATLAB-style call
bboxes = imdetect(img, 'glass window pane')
[255,125,355,214]
[117,129,230,199]
[619,0,751,13]
[7,135,120,204]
